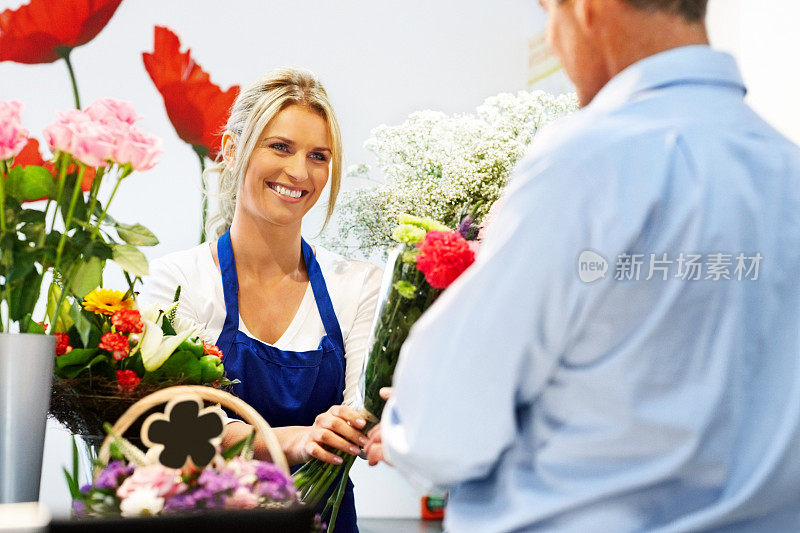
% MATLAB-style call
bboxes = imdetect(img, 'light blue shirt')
[382,46,800,532]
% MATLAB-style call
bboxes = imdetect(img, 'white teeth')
[273,184,302,199]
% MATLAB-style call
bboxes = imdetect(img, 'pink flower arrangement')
[0,100,29,160]
[74,454,298,518]
[117,464,186,500]
[42,98,162,170]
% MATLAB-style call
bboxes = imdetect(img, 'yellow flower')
[82,289,134,316]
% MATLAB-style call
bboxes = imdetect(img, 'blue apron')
[215,230,358,532]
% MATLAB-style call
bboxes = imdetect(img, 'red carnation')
[203,341,223,359]
[111,309,143,334]
[142,26,239,160]
[99,331,129,360]
[415,231,476,289]
[55,333,72,356]
[0,0,122,64]
[116,369,141,392]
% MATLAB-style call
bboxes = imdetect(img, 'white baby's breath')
[330,90,577,257]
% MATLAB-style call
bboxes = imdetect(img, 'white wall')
[0,0,532,519]
[707,0,800,144]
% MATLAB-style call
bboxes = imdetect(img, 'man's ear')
[573,0,598,34]
[221,132,236,167]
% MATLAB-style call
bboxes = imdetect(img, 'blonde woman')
[141,68,381,531]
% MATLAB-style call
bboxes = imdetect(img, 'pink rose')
[222,457,257,485]
[114,126,162,171]
[42,109,91,155]
[117,464,185,500]
[85,98,141,126]
[0,100,29,160]
[71,121,115,168]
[224,486,259,510]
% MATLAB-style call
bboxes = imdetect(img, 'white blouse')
[138,242,383,406]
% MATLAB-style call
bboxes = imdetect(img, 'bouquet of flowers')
[331,90,576,257]
[69,442,297,518]
[0,97,162,334]
[50,286,234,440]
[293,214,477,531]
[64,387,313,526]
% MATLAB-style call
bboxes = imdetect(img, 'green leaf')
[20,166,55,200]
[20,314,46,334]
[46,284,74,333]
[59,354,107,379]
[8,268,43,322]
[221,432,252,460]
[116,223,159,246]
[3,166,24,199]
[70,257,104,298]
[55,348,97,369]
[152,350,202,383]
[112,244,149,277]
[70,303,93,348]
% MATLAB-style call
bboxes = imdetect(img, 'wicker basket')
[94,385,289,476]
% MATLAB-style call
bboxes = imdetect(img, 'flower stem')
[59,48,81,109]
[54,164,86,267]
[95,166,130,231]
[194,147,208,243]
[0,159,7,233]
[86,166,106,234]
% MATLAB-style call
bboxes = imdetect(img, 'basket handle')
[96,385,289,476]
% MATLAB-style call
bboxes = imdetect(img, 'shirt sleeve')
[342,264,383,406]
[380,152,588,489]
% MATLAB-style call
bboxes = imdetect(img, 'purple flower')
[197,469,239,493]
[254,461,288,483]
[79,484,92,493]
[457,215,474,238]
[95,460,131,490]
[163,493,196,514]
[72,500,86,517]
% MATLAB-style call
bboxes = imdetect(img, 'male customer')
[366,0,800,531]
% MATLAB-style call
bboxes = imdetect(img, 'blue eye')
[309,152,328,162]
[270,143,289,152]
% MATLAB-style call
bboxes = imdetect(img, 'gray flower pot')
[0,333,55,503]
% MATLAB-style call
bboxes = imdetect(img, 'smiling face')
[236,104,332,230]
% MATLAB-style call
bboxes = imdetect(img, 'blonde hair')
[205,67,343,239]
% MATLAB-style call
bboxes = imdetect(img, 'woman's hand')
[365,388,393,467]
[291,404,369,465]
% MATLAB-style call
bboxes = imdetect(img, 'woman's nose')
[285,153,309,182]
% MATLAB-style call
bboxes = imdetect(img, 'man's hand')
[365,388,393,466]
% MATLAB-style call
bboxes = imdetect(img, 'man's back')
[382,46,800,532]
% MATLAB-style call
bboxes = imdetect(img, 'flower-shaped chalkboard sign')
[140,395,225,469]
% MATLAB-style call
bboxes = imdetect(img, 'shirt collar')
[588,45,746,111]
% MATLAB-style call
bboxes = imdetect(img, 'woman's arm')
[223,404,369,466]
[342,264,383,405]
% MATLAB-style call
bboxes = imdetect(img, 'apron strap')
[216,230,346,355]
[302,239,345,353]
[216,230,240,356]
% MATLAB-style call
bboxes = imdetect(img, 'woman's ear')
[221,132,237,167]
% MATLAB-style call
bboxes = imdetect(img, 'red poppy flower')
[0,0,123,64]
[416,231,476,289]
[142,26,239,160]
[10,138,96,194]
[116,369,141,392]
